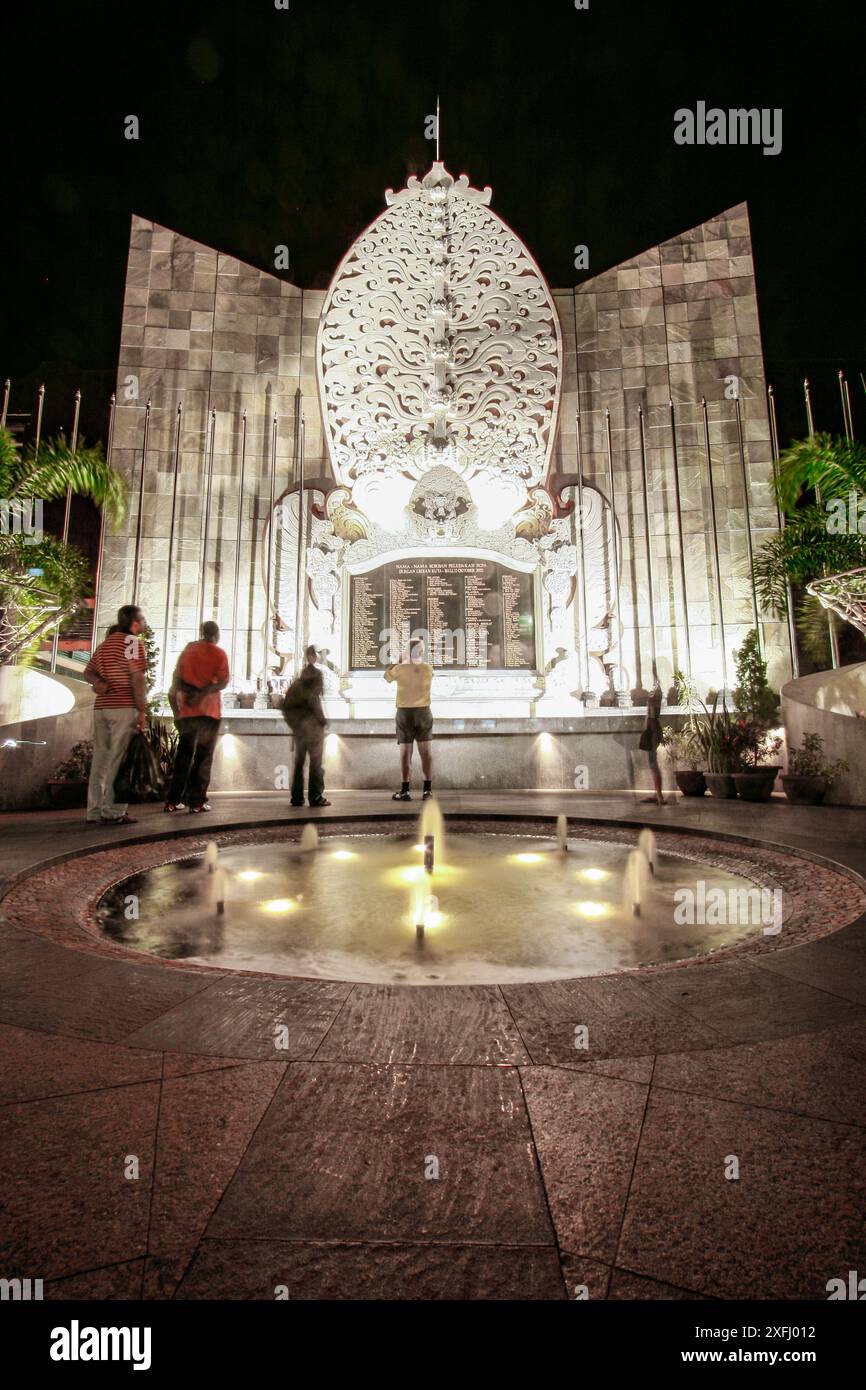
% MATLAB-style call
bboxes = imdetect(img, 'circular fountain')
[86,806,856,986]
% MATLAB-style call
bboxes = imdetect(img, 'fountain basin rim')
[3,815,864,990]
[4,808,866,909]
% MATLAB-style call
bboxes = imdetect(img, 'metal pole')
[197,409,217,630]
[843,375,855,440]
[637,405,657,677]
[1,378,9,427]
[668,399,692,678]
[91,392,116,653]
[294,413,306,675]
[34,384,45,455]
[768,385,799,677]
[160,403,184,689]
[604,408,626,697]
[803,377,816,436]
[839,370,853,440]
[575,409,592,696]
[261,410,278,696]
[131,398,151,603]
[733,394,761,646]
[701,397,729,697]
[69,388,81,451]
[50,388,82,672]
[803,379,839,667]
[230,410,248,686]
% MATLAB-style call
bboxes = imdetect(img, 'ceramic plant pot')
[704,772,738,799]
[781,773,827,805]
[46,779,88,809]
[732,767,779,802]
[674,770,707,797]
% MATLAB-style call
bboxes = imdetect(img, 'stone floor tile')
[315,984,529,1064]
[617,1088,866,1299]
[0,1084,158,1281]
[521,1067,649,1264]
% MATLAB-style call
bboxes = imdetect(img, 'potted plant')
[661,725,706,796]
[730,631,782,802]
[731,720,784,802]
[782,732,849,804]
[46,740,93,809]
[691,697,741,797]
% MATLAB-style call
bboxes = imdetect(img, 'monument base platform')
[209,711,685,794]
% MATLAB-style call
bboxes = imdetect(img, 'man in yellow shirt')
[385,637,434,800]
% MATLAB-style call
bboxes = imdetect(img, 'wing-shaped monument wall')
[99,167,785,719]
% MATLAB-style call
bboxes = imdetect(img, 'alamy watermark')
[674,880,784,935]
[674,103,782,157]
[825,491,866,535]
[0,497,43,544]
[378,624,489,667]
[1,1276,43,1300]
[827,1270,866,1299]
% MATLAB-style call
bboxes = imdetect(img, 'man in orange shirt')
[166,620,230,813]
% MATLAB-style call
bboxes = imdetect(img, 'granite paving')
[1,789,865,1300]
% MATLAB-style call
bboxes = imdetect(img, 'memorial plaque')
[349,557,536,670]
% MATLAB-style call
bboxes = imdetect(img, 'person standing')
[385,637,434,800]
[165,620,230,813]
[281,645,331,808]
[82,604,148,825]
[639,668,666,806]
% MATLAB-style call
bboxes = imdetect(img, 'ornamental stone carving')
[316,161,562,534]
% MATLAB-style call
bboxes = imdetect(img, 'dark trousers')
[291,719,325,804]
[169,716,220,806]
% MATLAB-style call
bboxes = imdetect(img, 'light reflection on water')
[96,832,769,985]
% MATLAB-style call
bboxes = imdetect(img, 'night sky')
[2,0,863,447]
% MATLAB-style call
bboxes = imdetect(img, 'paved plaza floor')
[2,790,865,1300]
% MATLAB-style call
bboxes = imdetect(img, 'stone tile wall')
[100,204,788,701]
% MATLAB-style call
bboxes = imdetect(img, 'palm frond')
[0,533,92,664]
[752,512,866,616]
[776,433,866,512]
[12,435,127,524]
[0,425,21,497]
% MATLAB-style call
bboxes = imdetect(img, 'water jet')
[638,828,657,875]
[300,823,319,853]
[624,848,650,917]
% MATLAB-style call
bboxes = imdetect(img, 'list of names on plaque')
[349,556,536,671]
[350,574,383,669]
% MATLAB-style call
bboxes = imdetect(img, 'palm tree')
[0,425,127,666]
[753,433,866,665]
[774,433,866,512]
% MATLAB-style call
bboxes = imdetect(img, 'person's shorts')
[396,706,433,745]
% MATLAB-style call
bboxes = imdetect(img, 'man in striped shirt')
[82,604,148,824]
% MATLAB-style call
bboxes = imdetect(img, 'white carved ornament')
[316,162,562,520]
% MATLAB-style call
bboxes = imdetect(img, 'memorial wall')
[98,161,789,716]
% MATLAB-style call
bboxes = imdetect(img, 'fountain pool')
[94,819,798,985]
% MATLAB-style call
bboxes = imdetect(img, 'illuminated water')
[95,829,775,984]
